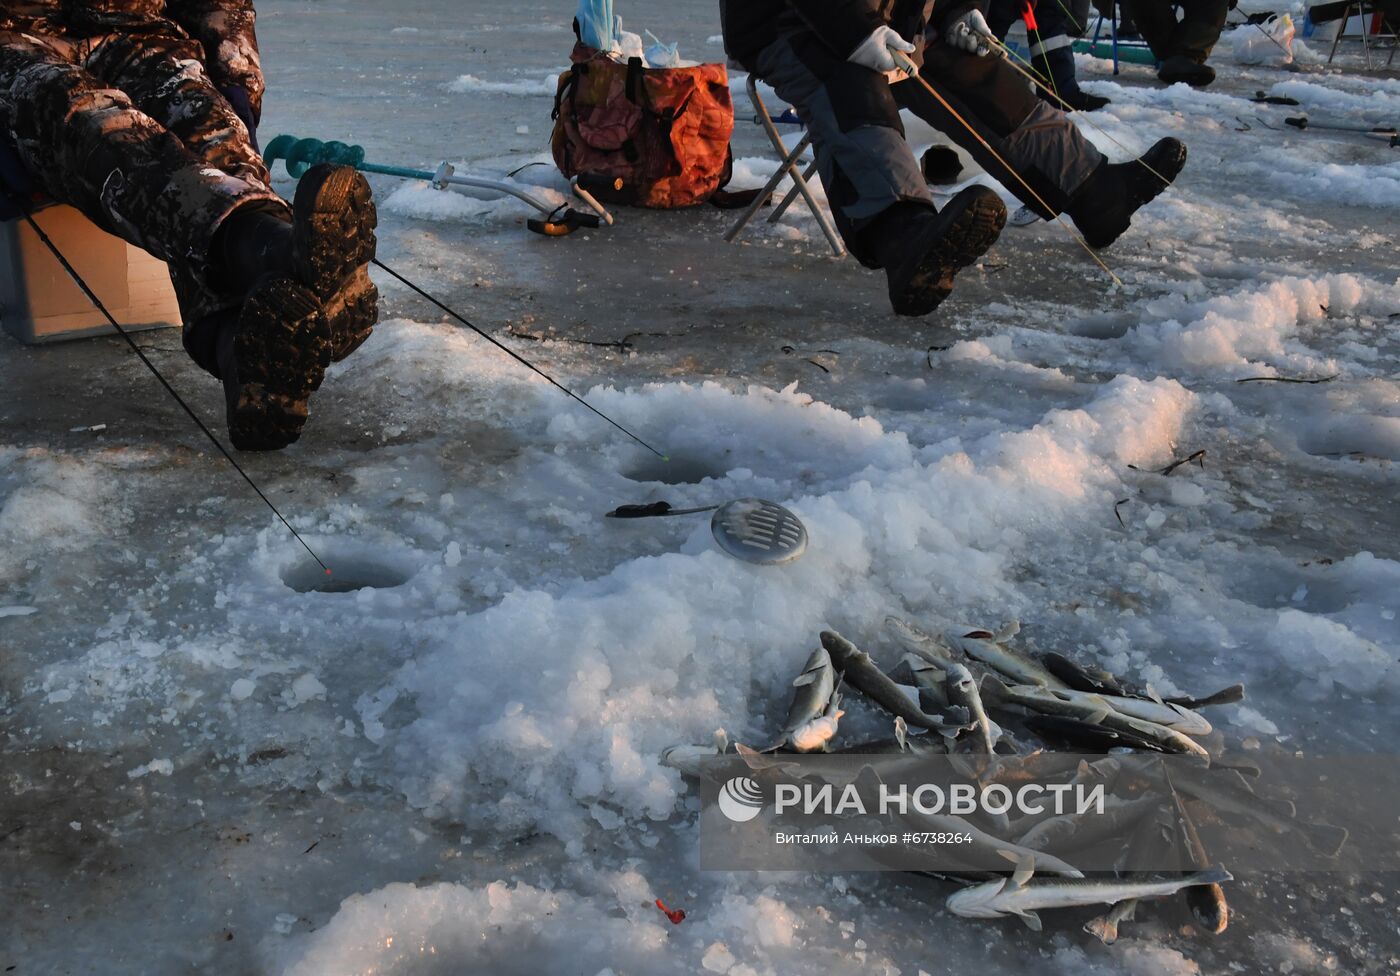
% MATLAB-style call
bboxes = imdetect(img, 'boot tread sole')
[892,190,1007,317]
[228,278,331,452]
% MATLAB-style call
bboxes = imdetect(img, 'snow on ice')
[2,0,1397,974]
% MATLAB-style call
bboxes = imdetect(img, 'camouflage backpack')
[550,38,740,209]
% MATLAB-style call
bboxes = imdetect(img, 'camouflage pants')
[0,25,287,325]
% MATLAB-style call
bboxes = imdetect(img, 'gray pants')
[753,29,1103,265]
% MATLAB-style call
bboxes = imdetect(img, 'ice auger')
[262,134,614,236]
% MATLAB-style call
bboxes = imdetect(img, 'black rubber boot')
[1055,89,1112,112]
[290,163,379,362]
[1066,137,1188,249]
[1036,46,1111,112]
[873,189,1007,317]
[218,275,332,452]
[1158,55,1215,87]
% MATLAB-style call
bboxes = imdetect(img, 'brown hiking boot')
[219,275,331,452]
[290,163,379,361]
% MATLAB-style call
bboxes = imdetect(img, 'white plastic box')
[0,204,181,344]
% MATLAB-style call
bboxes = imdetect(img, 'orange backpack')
[550,40,738,209]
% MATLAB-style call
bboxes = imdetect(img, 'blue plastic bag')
[576,0,616,51]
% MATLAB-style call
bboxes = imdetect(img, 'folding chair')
[723,75,846,258]
[1324,1,1399,68]
[1083,1,1159,72]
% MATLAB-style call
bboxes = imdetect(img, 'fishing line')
[982,33,1176,188]
[370,257,670,460]
[3,191,331,574]
[888,48,1121,285]
[1020,1,1062,103]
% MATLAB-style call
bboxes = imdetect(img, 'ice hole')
[282,555,413,594]
[623,454,726,485]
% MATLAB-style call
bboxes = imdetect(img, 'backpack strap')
[624,56,645,105]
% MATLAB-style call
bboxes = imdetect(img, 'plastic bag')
[644,30,680,68]
[1232,14,1296,65]
[576,0,616,52]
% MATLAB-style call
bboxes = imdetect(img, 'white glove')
[848,25,916,73]
[946,9,994,57]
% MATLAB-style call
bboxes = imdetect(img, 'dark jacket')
[719,0,983,71]
[719,0,888,69]
[0,1,265,115]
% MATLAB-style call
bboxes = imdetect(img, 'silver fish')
[772,647,843,752]
[660,743,723,779]
[983,677,1211,761]
[1050,687,1213,737]
[854,768,1083,878]
[1042,652,1244,712]
[901,653,951,709]
[1083,897,1139,945]
[1165,684,1246,710]
[947,855,1231,930]
[1084,787,1225,944]
[885,615,958,666]
[821,631,970,733]
[789,686,845,753]
[953,624,1070,690]
[1168,777,1230,936]
[1017,794,1161,853]
[945,661,996,754]
[1171,766,1347,856]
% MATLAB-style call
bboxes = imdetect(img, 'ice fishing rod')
[0,184,331,574]
[369,258,670,460]
[887,47,1121,286]
[1285,116,1400,147]
[979,33,1176,188]
[1018,0,1061,103]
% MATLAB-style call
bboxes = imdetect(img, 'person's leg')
[0,29,283,285]
[754,31,933,263]
[1027,0,1111,110]
[752,29,1005,315]
[83,28,270,188]
[1121,0,1220,85]
[896,44,1103,218]
[1120,0,1181,60]
[0,29,373,450]
[84,28,378,449]
[898,40,1186,247]
[1171,0,1229,63]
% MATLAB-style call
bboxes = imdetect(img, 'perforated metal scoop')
[710,498,808,565]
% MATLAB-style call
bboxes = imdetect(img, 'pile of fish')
[661,617,1341,942]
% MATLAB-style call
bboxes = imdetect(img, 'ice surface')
[3,1,1398,974]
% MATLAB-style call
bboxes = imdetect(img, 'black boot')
[1157,55,1215,87]
[871,190,1007,317]
[1036,46,1111,112]
[1054,88,1112,112]
[217,275,332,452]
[1066,137,1188,249]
